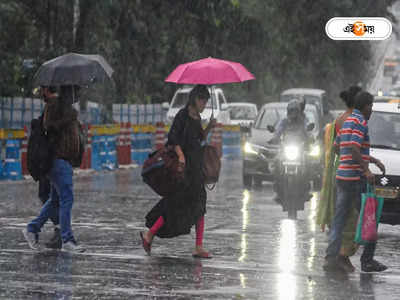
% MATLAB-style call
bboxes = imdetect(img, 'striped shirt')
[335,109,370,181]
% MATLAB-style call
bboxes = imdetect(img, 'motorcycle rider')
[269,99,312,203]
[269,99,309,144]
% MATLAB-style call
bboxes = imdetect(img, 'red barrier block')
[117,122,132,165]
[154,122,166,151]
[80,124,92,169]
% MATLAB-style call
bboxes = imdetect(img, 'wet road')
[1,160,400,299]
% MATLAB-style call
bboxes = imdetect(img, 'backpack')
[27,118,54,181]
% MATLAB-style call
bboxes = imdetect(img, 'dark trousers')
[326,179,376,263]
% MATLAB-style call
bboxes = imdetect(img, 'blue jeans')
[28,159,75,243]
[38,177,59,226]
[326,179,376,263]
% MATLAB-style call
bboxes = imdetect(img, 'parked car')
[222,102,258,127]
[369,102,400,225]
[242,102,322,188]
[164,85,229,124]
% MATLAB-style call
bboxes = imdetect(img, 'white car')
[222,102,258,127]
[164,86,229,124]
[368,102,400,225]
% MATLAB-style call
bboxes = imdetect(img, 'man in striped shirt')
[324,91,387,273]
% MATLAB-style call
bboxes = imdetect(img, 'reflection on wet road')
[1,160,400,299]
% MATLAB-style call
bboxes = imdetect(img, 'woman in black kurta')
[141,85,216,258]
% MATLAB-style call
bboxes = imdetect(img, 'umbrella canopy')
[33,53,114,87]
[165,57,255,85]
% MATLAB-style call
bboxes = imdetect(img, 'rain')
[2,1,400,299]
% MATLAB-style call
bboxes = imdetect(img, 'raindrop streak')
[239,190,250,262]
[277,219,297,300]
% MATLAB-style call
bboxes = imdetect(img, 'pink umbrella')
[165,57,255,84]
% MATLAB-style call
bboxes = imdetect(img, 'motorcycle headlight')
[244,142,258,155]
[284,145,299,161]
[309,144,321,157]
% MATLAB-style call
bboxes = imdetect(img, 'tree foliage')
[0,0,396,107]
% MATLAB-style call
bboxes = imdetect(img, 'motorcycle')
[268,123,314,219]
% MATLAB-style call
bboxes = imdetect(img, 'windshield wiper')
[371,144,400,151]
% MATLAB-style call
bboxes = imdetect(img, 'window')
[255,108,283,129]
[229,106,257,120]
[369,111,400,149]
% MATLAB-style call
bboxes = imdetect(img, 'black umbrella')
[33,53,114,87]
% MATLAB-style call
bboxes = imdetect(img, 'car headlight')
[309,144,321,157]
[284,145,299,160]
[244,142,258,155]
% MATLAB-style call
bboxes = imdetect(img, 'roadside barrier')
[105,135,118,170]
[0,123,242,180]
[117,122,132,165]
[0,143,3,180]
[21,125,29,175]
[80,124,92,169]
[3,139,23,180]
[90,125,119,171]
[210,123,223,158]
[91,135,102,170]
[131,125,154,165]
[154,122,167,150]
[222,125,241,158]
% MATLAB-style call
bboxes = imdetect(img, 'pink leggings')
[149,215,205,246]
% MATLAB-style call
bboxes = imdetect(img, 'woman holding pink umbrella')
[141,57,254,258]
[141,84,216,258]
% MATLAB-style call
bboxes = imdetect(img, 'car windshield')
[171,92,216,109]
[369,111,400,149]
[229,106,257,120]
[255,107,318,132]
[255,108,282,129]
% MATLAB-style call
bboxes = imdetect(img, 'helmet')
[287,99,301,122]
[298,96,306,111]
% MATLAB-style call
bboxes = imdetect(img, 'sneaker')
[62,240,86,253]
[45,228,62,249]
[22,228,40,250]
[361,259,388,273]
[337,255,355,273]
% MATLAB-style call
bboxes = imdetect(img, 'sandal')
[192,250,212,259]
[140,231,151,255]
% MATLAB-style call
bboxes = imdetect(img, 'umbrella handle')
[211,85,214,119]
